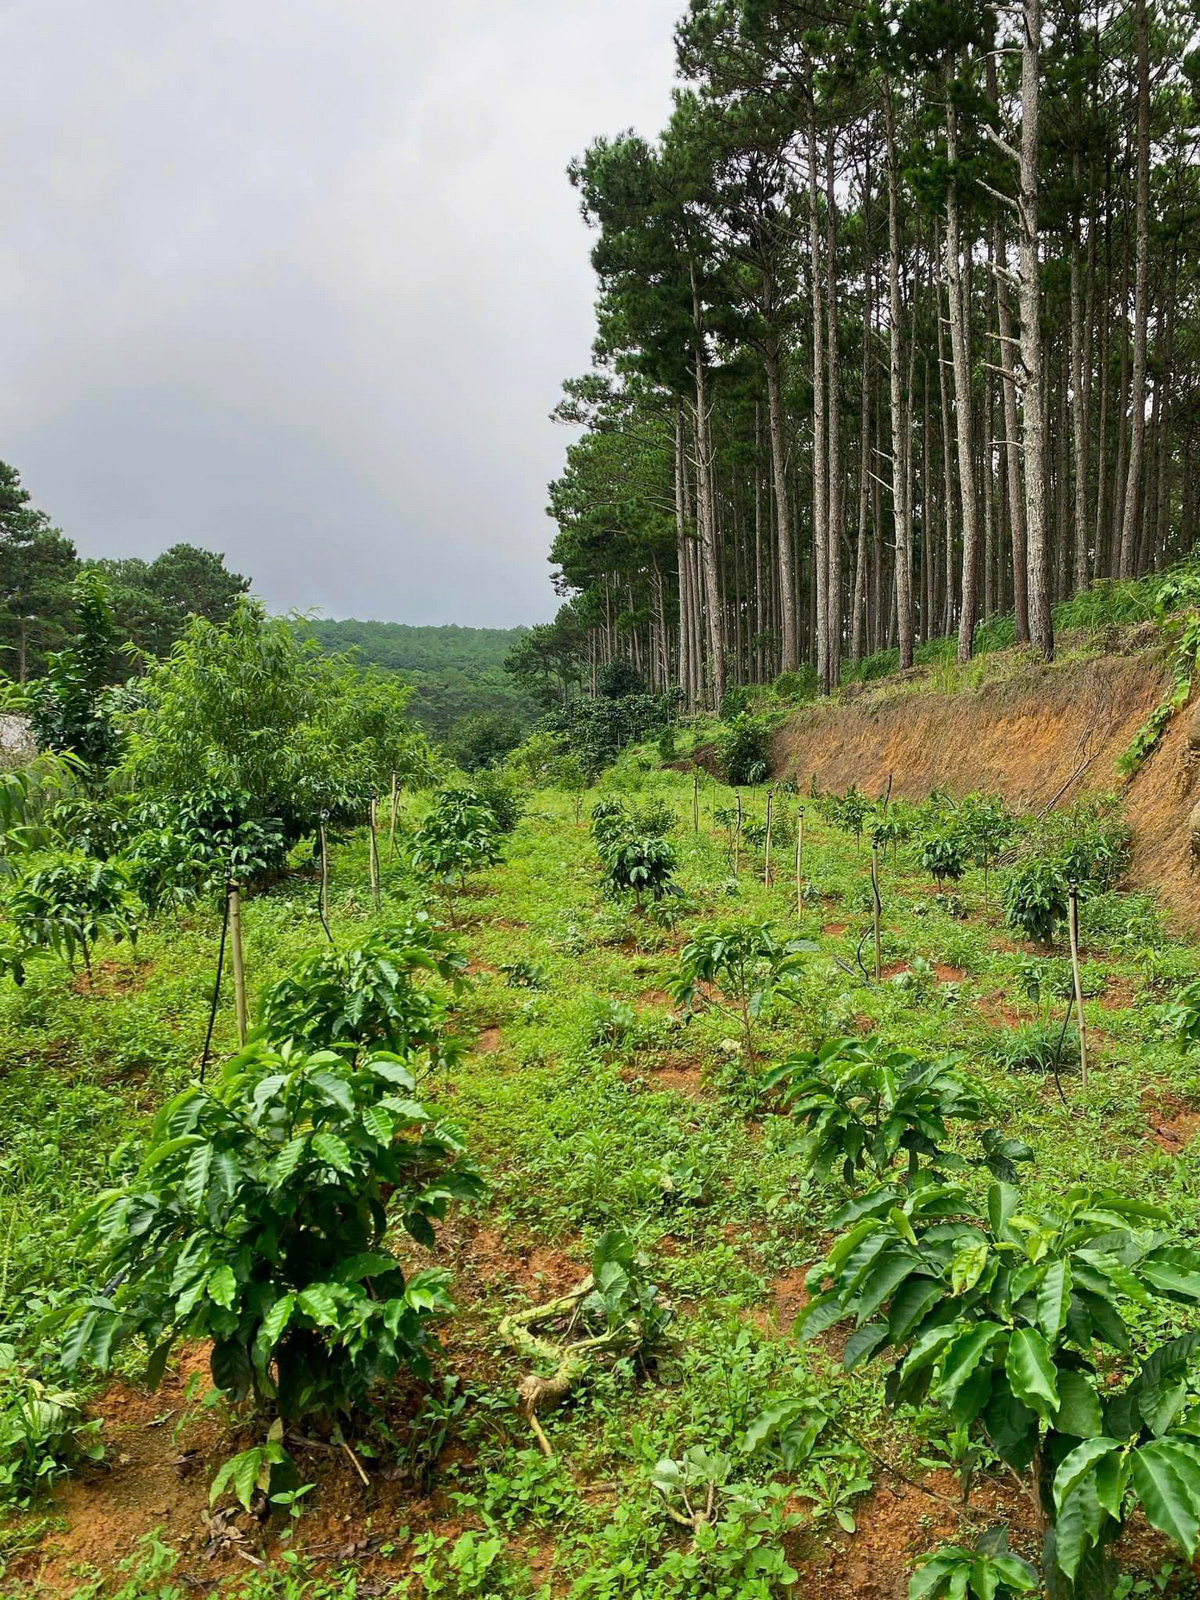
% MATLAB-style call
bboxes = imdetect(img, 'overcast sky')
[0,1,681,627]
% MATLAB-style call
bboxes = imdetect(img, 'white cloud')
[0,0,680,624]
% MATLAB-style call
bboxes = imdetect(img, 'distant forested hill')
[302,619,538,741]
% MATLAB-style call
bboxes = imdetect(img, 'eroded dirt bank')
[772,650,1199,932]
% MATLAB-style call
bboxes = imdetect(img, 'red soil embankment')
[772,650,1199,933]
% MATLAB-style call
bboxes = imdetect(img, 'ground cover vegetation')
[0,580,1198,1599]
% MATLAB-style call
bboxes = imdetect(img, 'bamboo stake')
[1068,881,1088,1090]
[796,807,805,913]
[693,769,699,834]
[764,791,773,887]
[369,797,381,912]
[229,882,248,1047]
[871,839,883,983]
[388,771,399,858]
[734,792,742,877]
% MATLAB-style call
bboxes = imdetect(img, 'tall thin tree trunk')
[764,340,799,672]
[884,83,914,669]
[1118,0,1151,579]
[1018,0,1054,660]
[826,124,844,690]
[807,98,830,692]
[946,79,980,662]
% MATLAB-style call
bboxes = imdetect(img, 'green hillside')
[302,618,538,741]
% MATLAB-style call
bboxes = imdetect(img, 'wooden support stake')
[693,769,699,834]
[229,882,248,1047]
[871,839,883,984]
[388,771,399,858]
[318,820,332,940]
[1069,881,1088,1090]
[734,792,742,877]
[369,797,381,912]
[764,791,773,887]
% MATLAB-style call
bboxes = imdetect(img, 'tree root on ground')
[498,1276,640,1459]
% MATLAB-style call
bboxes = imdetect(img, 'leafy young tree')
[28,573,124,781]
[668,922,818,1059]
[123,600,389,847]
[765,1036,1032,1187]
[602,836,679,908]
[0,461,78,683]
[8,853,138,978]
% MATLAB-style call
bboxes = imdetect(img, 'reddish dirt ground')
[773,650,1198,935]
[1143,1088,1200,1153]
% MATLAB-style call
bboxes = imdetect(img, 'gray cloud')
[0,0,680,625]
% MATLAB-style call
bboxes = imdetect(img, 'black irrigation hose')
[200,884,231,1080]
[1050,992,1075,1107]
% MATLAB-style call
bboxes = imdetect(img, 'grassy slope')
[3,749,1200,1596]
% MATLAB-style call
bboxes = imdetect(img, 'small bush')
[260,918,465,1066]
[8,852,138,978]
[469,768,524,834]
[919,835,964,888]
[603,837,679,906]
[0,1351,102,1504]
[1004,857,1069,944]
[57,1041,482,1422]
[716,715,773,786]
[596,659,646,699]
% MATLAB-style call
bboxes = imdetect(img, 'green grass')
[2,757,1200,1596]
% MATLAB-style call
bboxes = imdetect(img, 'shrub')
[603,837,679,907]
[1004,858,1069,945]
[716,715,773,786]
[909,1540,1037,1600]
[667,922,817,1059]
[412,788,503,892]
[260,918,465,1067]
[540,693,677,778]
[1164,980,1200,1053]
[919,835,965,888]
[829,786,872,848]
[0,1350,102,1504]
[56,1041,482,1422]
[766,1037,1031,1187]
[122,786,288,911]
[469,768,524,834]
[799,1181,1200,1596]
[448,713,524,773]
[628,799,676,838]
[590,799,628,851]
[596,659,647,699]
[8,852,138,977]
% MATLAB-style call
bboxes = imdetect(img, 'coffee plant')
[602,836,679,907]
[412,787,504,898]
[766,1037,1032,1188]
[799,1180,1200,1598]
[260,917,466,1068]
[1005,858,1070,945]
[919,834,965,888]
[667,922,817,1059]
[716,713,772,785]
[1165,980,1200,1052]
[909,1537,1037,1600]
[56,1040,482,1421]
[8,852,138,978]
